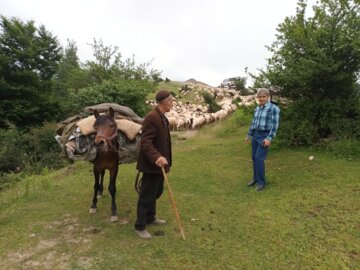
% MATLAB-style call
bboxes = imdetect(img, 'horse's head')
[93,108,118,152]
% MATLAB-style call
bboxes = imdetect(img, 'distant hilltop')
[184,78,210,87]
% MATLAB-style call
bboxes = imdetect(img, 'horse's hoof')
[110,216,118,222]
[97,194,102,199]
[89,208,97,214]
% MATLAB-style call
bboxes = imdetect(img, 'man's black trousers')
[135,172,164,231]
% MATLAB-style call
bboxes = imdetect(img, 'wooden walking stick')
[161,167,186,240]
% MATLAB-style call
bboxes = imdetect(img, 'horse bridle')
[95,129,118,151]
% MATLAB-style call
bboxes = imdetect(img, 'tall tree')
[0,16,63,128]
[85,38,161,83]
[258,0,360,142]
[63,39,162,115]
[268,0,360,100]
[54,39,89,93]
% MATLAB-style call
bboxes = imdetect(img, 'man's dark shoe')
[256,185,265,191]
[247,180,257,187]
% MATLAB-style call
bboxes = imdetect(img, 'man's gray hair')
[256,88,270,97]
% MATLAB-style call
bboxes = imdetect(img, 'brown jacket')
[136,107,172,174]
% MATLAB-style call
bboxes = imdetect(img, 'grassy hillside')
[0,110,359,269]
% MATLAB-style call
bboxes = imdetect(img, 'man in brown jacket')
[135,90,173,239]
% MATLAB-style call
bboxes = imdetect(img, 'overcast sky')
[1,0,315,87]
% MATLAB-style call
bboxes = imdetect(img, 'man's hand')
[244,137,250,144]
[262,139,271,147]
[155,156,168,167]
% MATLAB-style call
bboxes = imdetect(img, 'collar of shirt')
[259,101,271,108]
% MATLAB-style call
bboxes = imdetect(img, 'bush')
[326,139,360,160]
[276,98,360,146]
[202,92,221,112]
[21,122,65,173]
[277,118,319,146]
[68,79,154,116]
[0,122,66,185]
[0,172,23,190]
[0,124,24,172]
[328,117,360,140]
[170,91,177,98]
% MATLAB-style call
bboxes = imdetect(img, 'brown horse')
[89,108,120,222]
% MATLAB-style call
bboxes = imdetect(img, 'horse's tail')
[135,171,142,194]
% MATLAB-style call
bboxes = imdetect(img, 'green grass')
[0,111,359,269]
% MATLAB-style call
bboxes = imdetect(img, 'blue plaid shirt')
[247,101,280,141]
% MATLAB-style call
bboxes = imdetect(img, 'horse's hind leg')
[108,166,119,222]
[97,170,105,199]
[90,168,101,214]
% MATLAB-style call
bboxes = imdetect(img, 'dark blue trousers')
[251,131,269,187]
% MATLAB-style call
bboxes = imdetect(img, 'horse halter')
[94,126,118,151]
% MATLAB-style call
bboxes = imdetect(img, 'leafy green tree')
[36,25,62,81]
[63,39,162,116]
[54,40,90,95]
[69,79,154,116]
[85,38,162,83]
[267,0,360,101]
[256,0,360,143]
[231,76,251,95]
[232,76,247,91]
[0,16,62,128]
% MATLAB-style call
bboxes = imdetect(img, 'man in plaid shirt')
[245,88,280,191]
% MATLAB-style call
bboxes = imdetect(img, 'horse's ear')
[94,109,100,119]
[109,107,114,118]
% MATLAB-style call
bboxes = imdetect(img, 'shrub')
[202,92,221,112]
[276,98,360,146]
[328,118,360,140]
[0,172,23,190]
[0,124,24,172]
[21,122,65,173]
[277,118,319,146]
[170,91,177,98]
[326,139,360,160]
[68,79,154,116]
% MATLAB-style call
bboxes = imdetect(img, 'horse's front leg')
[97,170,105,199]
[90,167,100,214]
[108,166,119,222]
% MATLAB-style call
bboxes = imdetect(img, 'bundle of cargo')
[55,103,143,164]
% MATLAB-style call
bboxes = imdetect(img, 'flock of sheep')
[147,81,257,131]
